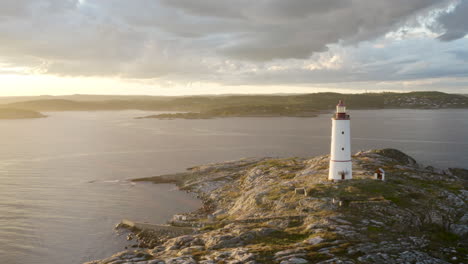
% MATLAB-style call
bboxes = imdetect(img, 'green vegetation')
[251,230,310,246]
[367,226,384,232]
[258,158,305,171]
[430,229,460,243]
[139,105,319,119]
[1,91,466,119]
[384,91,468,108]
[265,185,288,201]
[307,178,431,208]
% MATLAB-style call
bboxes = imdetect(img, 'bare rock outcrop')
[86,149,467,264]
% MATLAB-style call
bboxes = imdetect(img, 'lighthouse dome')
[336,100,346,113]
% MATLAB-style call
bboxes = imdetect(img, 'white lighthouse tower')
[329,100,352,181]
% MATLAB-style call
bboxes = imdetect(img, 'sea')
[0,109,466,264]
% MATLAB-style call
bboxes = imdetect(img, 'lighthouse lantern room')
[329,100,352,181]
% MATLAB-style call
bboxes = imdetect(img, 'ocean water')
[0,109,466,264]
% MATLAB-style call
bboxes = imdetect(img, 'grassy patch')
[258,158,305,172]
[384,196,403,205]
[265,192,282,201]
[200,222,226,231]
[419,224,461,250]
[312,232,339,242]
[309,179,434,209]
[279,172,297,180]
[309,179,401,200]
[437,181,464,194]
[406,192,426,200]
[247,246,276,263]
[287,218,303,228]
[455,246,468,256]
[259,159,290,169]
[430,230,460,243]
[307,252,330,262]
[329,242,352,256]
[366,225,386,239]
[352,180,402,198]
[265,185,293,201]
[251,230,310,246]
[367,226,383,232]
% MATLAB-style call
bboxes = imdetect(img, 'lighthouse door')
[339,171,346,180]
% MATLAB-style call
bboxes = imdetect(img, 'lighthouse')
[329,100,352,181]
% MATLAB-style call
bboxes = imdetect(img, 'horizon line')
[0,90,463,98]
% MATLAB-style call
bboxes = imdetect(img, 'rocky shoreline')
[85,149,467,264]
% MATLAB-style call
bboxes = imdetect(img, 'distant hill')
[1,92,467,118]
[140,91,468,119]
[0,108,46,119]
[0,94,173,104]
[6,99,171,111]
[383,91,468,108]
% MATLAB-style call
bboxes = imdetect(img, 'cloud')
[0,0,467,93]
[0,0,78,22]
[160,0,442,61]
[220,36,468,86]
[437,0,468,41]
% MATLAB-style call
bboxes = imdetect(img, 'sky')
[0,0,467,96]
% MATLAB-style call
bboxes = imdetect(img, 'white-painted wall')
[374,170,385,181]
[329,119,352,180]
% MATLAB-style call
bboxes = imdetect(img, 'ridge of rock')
[86,149,467,264]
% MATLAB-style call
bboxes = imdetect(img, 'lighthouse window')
[342,131,344,134]
[342,148,344,151]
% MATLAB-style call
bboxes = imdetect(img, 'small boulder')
[306,236,324,245]
[373,149,417,165]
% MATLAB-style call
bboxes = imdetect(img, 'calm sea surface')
[0,109,467,264]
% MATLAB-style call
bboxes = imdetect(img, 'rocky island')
[0,108,46,119]
[137,105,320,120]
[86,149,467,264]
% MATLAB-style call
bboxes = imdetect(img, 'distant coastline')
[137,105,321,120]
[0,91,467,120]
[0,108,46,119]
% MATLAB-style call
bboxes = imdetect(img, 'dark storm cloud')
[438,0,468,41]
[0,0,466,88]
[159,0,442,61]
